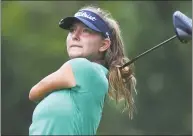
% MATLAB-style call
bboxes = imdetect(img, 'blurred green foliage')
[2,1,192,135]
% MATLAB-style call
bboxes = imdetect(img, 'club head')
[173,11,192,43]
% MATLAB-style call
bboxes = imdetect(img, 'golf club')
[121,11,192,69]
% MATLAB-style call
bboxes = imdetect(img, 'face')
[66,21,110,60]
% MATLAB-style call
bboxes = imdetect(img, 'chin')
[69,54,84,59]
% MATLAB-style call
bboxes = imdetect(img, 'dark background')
[2,1,192,135]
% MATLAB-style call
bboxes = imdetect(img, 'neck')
[92,59,108,69]
[94,59,105,65]
[89,54,107,67]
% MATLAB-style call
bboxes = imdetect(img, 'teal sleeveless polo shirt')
[29,58,109,135]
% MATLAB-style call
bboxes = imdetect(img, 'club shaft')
[122,35,177,68]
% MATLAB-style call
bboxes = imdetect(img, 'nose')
[71,29,80,41]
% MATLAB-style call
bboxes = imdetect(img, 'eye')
[83,27,94,34]
[69,27,75,33]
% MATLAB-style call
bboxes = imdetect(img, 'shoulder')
[66,58,95,84]
[67,58,92,66]
[66,58,94,72]
[66,58,108,88]
[67,57,90,63]
[67,58,108,76]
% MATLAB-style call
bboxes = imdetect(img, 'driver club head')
[173,11,192,43]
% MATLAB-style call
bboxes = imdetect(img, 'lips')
[70,45,82,48]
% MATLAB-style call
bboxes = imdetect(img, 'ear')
[99,38,111,52]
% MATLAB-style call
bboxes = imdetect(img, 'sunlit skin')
[66,21,111,61]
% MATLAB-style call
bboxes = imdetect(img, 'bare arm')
[29,63,76,101]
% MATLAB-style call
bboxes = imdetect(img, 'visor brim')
[59,17,101,33]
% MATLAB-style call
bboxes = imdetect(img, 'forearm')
[29,71,59,101]
[29,80,53,101]
[29,64,76,101]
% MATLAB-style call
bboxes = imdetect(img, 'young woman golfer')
[29,5,137,135]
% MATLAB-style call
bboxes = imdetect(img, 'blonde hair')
[80,5,137,119]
